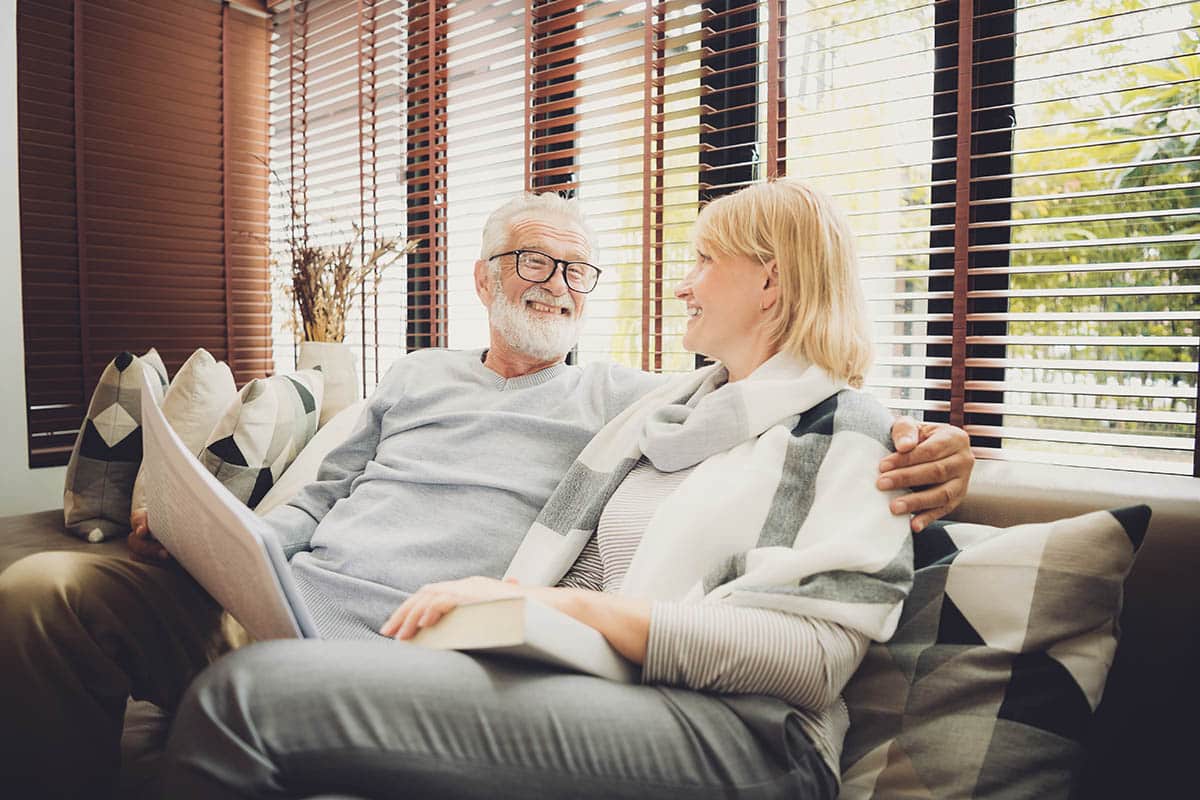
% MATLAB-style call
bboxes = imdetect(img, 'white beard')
[489,281,584,362]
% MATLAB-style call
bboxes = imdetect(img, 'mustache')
[521,287,574,316]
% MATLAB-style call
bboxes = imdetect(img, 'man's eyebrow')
[522,242,592,263]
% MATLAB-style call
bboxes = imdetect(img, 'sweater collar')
[472,349,570,390]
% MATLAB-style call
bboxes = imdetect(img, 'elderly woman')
[165,180,914,799]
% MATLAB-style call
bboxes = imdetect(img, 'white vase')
[297,340,361,427]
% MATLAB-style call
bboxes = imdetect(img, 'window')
[269,0,407,390]
[268,0,1199,475]
[17,0,273,467]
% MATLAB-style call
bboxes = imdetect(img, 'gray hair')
[478,192,598,262]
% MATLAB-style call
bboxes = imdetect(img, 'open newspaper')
[138,370,635,681]
[140,370,319,640]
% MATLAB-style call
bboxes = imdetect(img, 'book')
[140,369,319,640]
[411,595,638,683]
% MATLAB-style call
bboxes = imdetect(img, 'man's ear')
[760,260,780,311]
[474,259,493,306]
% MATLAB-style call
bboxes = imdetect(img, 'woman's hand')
[380,576,527,640]
[381,577,653,665]
[880,418,975,532]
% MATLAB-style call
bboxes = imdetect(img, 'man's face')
[476,216,592,361]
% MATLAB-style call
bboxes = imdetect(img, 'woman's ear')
[760,260,780,311]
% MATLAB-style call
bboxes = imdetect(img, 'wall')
[0,0,66,514]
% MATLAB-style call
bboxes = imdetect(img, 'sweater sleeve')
[260,372,393,559]
[642,603,869,712]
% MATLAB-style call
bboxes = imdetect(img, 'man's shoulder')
[573,359,668,411]
[371,348,482,397]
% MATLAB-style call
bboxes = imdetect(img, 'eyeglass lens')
[518,251,598,292]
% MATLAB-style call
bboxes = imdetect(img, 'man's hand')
[881,418,974,533]
[127,509,172,563]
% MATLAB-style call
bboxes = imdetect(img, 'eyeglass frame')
[488,249,603,294]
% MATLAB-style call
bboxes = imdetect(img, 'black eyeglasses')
[489,249,602,294]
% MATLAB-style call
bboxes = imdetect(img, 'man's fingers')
[890,415,920,453]
[880,428,962,472]
[879,459,952,491]
[911,506,953,533]
[127,528,171,563]
[891,481,961,517]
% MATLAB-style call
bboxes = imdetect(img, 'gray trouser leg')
[163,640,837,800]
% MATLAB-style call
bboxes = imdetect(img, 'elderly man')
[0,193,971,797]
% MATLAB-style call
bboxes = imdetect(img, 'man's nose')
[542,264,570,296]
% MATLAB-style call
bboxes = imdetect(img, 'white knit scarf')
[506,352,913,642]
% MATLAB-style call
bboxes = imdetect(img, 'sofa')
[1,458,1197,798]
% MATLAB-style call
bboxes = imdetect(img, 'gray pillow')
[199,369,323,508]
[63,349,169,542]
[839,506,1149,799]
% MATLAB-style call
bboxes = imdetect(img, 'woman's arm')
[379,577,866,711]
[643,604,870,711]
[379,577,653,664]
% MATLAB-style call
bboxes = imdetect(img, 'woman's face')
[675,245,776,370]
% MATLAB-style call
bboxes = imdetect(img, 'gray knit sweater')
[261,348,663,639]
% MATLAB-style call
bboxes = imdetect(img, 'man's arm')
[882,418,974,532]
[261,389,390,557]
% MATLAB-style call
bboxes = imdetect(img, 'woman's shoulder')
[790,388,893,451]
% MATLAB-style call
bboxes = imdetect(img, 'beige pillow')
[254,399,367,517]
[130,348,238,520]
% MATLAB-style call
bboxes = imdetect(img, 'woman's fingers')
[380,595,420,637]
[382,591,465,639]
[397,594,459,640]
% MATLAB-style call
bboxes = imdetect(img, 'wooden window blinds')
[268,0,1200,475]
[17,0,273,468]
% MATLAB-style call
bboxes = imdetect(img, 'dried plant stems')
[288,227,412,342]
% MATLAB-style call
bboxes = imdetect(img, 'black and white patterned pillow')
[839,506,1149,799]
[63,349,169,542]
[199,369,324,508]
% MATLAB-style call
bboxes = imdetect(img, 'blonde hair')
[479,192,597,262]
[693,178,872,386]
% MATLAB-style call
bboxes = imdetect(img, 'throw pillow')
[839,505,1150,800]
[254,398,367,517]
[63,349,170,542]
[199,369,324,509]
[130,348,239,519]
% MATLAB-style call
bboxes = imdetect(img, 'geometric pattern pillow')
[253,398,367,517]
[199,369,323,509]
[839,506,1150,800]
[62,349,169,542]
[130,347,238,516]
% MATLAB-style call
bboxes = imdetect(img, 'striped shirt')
[558,456,869,779]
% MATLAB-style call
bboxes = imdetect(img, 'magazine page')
[140,371,318,640]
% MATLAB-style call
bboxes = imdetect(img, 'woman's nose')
[675,271,694,299]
